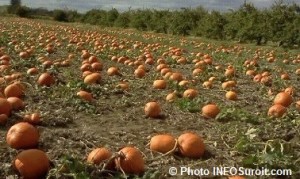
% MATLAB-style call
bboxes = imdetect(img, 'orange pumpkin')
[273,92,292,107]
[144,101,161,118]
[14,149,50,178]
[6,122,39,149]
[0,114,8,125]
[153,79,166,89]
[150,134,176,154]
[0,98,12,116]
[178,132,205,158]
[84,73,101,84]
[202,104,220,119]
[7,97,25,110]
[225,91,238,101]
[37,72,55,86]
[268,104,287,118]
[183,89,198,99]
[87,147,113,168]
[77,90,93,102]
[4,83,24,98]
[115,146,145,175]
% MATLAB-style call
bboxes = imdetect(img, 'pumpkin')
[0,114,8,125]
[37,72,55,86]
[134,68,145,78]
[116,81,129,91]
[14,149,50,178]
[24,113,41,125]
[153,79,166,89]
[91,62,103,71]
[144,101,161,118]
[0,98,12,116]
[6,122,39,149]
[84,73,101,84]
[107,67,120,76]
[4,83,24,98]
[183,89,198,99]
[150,134,176,154]
[115,146,145,175]
[178,132,205,158]
[202,81,213,89]
[27,67,38,75]
[166,91,177,102]
[87,147,113,169]
[77,90,93,102]
[268,104,286,118]
[273,92,292,107]
[169,72,183,82]
[202,104,220,119]
[225,91,237,100]
[7,97,25,110]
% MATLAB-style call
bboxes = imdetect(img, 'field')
[0,17,300,179]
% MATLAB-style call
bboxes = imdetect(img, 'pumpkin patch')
[0,16,299,179]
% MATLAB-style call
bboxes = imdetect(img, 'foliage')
[7,0,21,14]
[53,10,68,22]
[15,6,30,18]
[2,1,300,48]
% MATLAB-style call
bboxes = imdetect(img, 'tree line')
[6,0,300,48]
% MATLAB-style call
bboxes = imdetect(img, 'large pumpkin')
[6,122,39,149]
[115,146,145,175]
[13,149,50,178]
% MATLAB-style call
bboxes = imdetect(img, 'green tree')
[53,10,68,22]
[15,6,30,17]
[269,2,300,47]
[106,8,119,27]
[114,12,130,28]
[8,0,21,14]
[197,11,227,40]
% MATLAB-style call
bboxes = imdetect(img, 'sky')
[0,0,299,13]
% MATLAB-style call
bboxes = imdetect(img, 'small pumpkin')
[37,72,55,86]
[225,91,238,101]
[144,101,161,118]
[77,90,93,102]
[202,104,220,119]
[84,73,101,84]
[183,89,198,99]
[153,79,166,89]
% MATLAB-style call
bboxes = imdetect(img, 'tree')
[8,0,21,14]
[15,6,30,18]
[197,11,227,39]
[53,10,68,22]
[106,8,119,27]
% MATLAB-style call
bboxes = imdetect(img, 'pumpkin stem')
[110,152,127,178]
